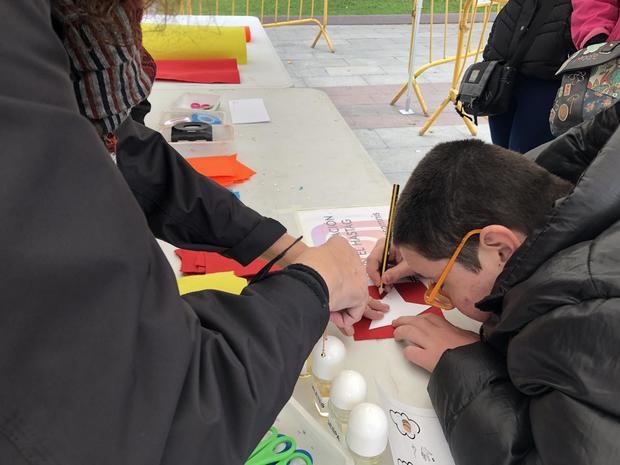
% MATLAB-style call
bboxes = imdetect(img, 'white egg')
[330,370,367,410]
[346,403,389,458]
[311,335,346,381]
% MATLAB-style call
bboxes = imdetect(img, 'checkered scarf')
[51,1,156,149]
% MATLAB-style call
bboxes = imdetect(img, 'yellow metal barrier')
[177,0,334,52]
[391,0,505,135]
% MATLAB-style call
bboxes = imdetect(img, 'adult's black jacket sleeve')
[115,117,286,265]
[0,2,328,464]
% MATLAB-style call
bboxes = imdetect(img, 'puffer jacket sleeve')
[532,101,620,184]
[115,118,286,266]
[0,2,330,463]
[428,343,533,465]
[571,0,617,49]
[428,298,620,464]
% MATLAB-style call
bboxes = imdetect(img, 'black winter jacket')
[483,0,575,80]
[428,103,620,464]
[0,2,330,464]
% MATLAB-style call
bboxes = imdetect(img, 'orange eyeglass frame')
[423,229,482,310]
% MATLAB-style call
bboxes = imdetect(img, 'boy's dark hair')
[393,139,573,271]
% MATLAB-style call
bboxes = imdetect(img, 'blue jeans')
[489,75,560,153]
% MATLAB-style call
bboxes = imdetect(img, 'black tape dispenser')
[171,121,213,142]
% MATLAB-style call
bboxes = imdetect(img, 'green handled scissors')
[245,427,313,465]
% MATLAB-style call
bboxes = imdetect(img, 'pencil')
[379,184,400,294]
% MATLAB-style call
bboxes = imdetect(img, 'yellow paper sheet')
[177,272,247,296]
[142,24,248,64]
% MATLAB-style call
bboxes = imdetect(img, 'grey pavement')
[266,23,492,182]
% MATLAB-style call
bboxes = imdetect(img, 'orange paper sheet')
[186,155,256,186]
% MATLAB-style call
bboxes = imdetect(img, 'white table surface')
[144,15,293,89]
[146,86,479,464]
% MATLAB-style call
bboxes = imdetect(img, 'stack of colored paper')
[143,24,250,83]
[175,249,281,277]
[177,272,247,296]
[156,58,241,84]
[186,155,255,187]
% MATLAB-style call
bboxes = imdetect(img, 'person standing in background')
[483,0,575,153]
[571,0,620,49]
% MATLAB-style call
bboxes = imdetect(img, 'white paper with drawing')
[369,289,429,329]
[296,206,389,265]
[378,384,455,465]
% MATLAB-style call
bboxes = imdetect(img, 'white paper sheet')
[229,98,271,124]
[378,384,455,465]
[296,206,389,266]
[369,289,430,330]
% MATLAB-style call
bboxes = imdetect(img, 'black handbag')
[549,41,620,136]
[456,0,555,124]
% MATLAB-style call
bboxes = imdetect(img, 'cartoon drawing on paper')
[379,383,456,465]
[390,410,421,440]
[421,447,436,462]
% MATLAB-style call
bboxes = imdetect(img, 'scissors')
[245,427,313,465]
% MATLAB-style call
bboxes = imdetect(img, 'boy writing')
[366,104,620,464]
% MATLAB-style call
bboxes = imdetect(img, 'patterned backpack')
[550,41,620,136]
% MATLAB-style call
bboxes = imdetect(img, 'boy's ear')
[479,225,525,264]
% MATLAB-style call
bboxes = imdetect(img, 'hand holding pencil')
[366,184,413,292]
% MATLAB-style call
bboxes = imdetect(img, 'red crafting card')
[353,281,444,341]
[175,249,280,277]
[156,58,241,84]
[186,155,256,187]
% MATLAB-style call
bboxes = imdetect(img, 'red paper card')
[353,282,444,341]
[186,155,256,187]
[175,249,280,277]
[156,58,241,84]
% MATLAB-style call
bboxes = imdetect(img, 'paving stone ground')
[267,23,492,183]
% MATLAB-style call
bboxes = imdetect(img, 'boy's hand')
[393,314,479,372]
[366,237,412,290]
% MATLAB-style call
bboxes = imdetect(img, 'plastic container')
[170,140,237,158]
[275,397,354,465]
[311,336,346,417]
[327,370,367,444]
[160,123,235,144]
[346,403,388,465]
[159,110,227,128]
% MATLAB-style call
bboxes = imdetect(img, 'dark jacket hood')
[479,103,620,348]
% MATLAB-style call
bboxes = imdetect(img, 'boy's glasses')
[423,229,482,310]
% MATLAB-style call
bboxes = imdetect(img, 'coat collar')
[478,123,620,327]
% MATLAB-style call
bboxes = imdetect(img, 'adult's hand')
[363,297,390,321]
[294,236,368,335]
[366,237,412,290]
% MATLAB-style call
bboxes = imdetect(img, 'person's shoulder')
[587,219,620,297]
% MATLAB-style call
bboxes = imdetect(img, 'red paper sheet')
[186,155,256,187]
[353,282,444,341]
[175,249,281,277]
[156,58,241,84]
